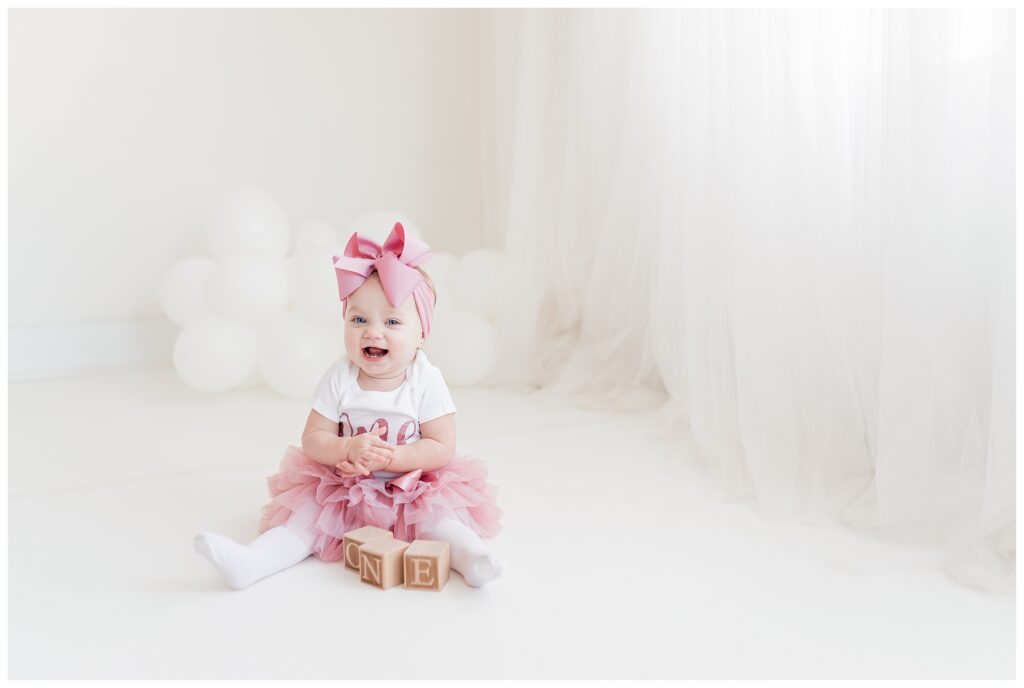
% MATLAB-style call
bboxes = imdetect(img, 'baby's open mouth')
[362,346,389,360]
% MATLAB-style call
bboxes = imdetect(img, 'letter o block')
[342,525,394,572]
[359,538,410,589]
[403,539,450,591]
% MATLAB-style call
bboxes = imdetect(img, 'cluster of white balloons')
[159,189,507,396]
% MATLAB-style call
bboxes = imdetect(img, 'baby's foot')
[462,553,505,588]
[193,532,254,590]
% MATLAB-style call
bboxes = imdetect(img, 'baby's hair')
[416,267,437,307]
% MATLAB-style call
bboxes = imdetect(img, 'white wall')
[9,9,485,377]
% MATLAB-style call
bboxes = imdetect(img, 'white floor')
[8,368,1015,679]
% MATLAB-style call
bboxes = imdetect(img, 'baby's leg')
[417,515,504,588]
[193,521,316,590]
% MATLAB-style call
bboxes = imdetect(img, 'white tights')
[193,515,503,590]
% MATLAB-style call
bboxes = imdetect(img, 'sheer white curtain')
[479,9,1014,594]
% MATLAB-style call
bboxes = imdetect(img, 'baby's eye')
[351,316,366,324]
[386,319,401,326]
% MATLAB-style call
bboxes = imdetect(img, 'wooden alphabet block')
[359,538,410,589]
[403,539,450,591]
[342,526,394,572]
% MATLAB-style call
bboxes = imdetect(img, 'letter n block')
[359,538,410,590]
[403,539,450,591]
[342,525,394,572]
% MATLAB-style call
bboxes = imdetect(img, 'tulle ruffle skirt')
[258,445,503,562]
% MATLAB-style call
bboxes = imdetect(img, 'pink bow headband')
[333,223,435,339]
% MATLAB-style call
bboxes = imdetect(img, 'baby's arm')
[301,410,350,466]
[386,413,456,473]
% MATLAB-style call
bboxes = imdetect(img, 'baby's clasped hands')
[336,426,395,477]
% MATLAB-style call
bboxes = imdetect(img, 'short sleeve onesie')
[309,350,457,478]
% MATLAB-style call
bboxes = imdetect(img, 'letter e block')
[403,539,450,591]
[359,538,410,590]
[342,526,394,572]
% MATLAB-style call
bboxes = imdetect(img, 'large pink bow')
[333,222,435,338]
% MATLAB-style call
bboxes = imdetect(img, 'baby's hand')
[337,427,394,477]
[335,454,392,478]
[334,458,369,478]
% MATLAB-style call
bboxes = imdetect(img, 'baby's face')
[344,273,423,380]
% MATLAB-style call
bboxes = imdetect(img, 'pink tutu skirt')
[258,445,503,562]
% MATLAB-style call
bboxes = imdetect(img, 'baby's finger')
[362,451,391,465]
[356,450,385,466]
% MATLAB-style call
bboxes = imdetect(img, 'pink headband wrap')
[333,223,435,340]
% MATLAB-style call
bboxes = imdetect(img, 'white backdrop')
[7,8,1015,595]
[8,9,487,375]
[479,9,1015,594]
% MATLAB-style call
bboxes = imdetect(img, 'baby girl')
[193,223,504,589]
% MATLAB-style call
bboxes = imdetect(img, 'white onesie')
[309,349,458,478]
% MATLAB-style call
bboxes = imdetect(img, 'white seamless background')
[8,8,1014,597]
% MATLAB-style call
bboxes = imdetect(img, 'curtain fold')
[479,8,1014,594]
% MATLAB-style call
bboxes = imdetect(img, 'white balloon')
[451,249,507,320]
[346,210,423,245]
[258,313,343,398]
[423,250,458,289]
[289,251,344,327]
[173,316,258,393]
[207,254,289,326]
[423,309,498,387]
[208,189,290,260]
[237,364,266,389]
[294,221,343,257]
[158,256,216,326]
